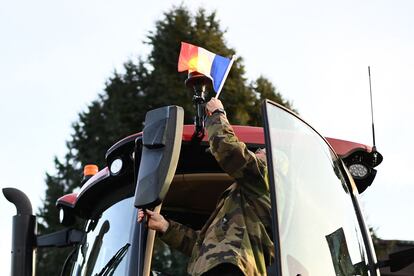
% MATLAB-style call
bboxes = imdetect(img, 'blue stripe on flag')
[210,55,231,92]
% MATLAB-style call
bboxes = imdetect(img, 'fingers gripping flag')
[178,42,234,97]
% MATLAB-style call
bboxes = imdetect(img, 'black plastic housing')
[134,105,184,208]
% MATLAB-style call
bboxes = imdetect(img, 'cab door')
[262,100,379,275]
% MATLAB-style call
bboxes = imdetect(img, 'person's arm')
[159,220,199,256]
[205,98,268,196]
[138,209,198,256]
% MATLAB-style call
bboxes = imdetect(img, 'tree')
[248,76,297,125]
[36,5,295,275]
[36,152,80,275]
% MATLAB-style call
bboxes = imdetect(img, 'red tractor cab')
[7,101,414,276]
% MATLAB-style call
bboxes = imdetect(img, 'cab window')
[149,173,233,276]
[71,197,136,276]
[264,102,371,275]
[151,237,189,276]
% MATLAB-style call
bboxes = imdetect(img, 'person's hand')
[137,209,169,233]
[206,97,224,116]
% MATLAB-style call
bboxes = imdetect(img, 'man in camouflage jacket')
[138,98,274,275]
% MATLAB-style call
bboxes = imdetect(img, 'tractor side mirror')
[134,105,184,209]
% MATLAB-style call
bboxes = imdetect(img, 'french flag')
[178,42,234,96]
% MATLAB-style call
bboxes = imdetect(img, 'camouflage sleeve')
[159,219,199,257]
[205,113,269,196]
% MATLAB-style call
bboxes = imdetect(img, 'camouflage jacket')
[161,113,274,276]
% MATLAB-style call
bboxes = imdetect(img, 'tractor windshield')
[70,197,137,276]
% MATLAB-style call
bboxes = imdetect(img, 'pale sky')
[1,0,413,274]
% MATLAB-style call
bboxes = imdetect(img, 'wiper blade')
[95,243,130,276]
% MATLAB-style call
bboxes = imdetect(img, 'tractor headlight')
[349,163,368,179]
[110,158,123,175]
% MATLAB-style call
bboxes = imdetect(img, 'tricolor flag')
[178,42,235,97]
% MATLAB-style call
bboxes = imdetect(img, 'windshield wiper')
[95,243,131,276]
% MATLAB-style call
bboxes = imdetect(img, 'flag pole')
[215,55,236,99]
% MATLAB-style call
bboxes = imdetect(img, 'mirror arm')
[36,228,84,248]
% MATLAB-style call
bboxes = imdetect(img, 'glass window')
[151,236,189,276]
[71,197,136,276]
[265,102,370,275]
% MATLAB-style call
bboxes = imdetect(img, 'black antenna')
[368,66,380,167]
[368,66,376,151]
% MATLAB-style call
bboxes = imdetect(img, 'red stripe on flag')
[178,42,198,72]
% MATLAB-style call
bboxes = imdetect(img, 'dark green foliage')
[36,5,295,275]
[36,153,81,275]
[248,76,297,125]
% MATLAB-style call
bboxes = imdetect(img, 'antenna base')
[185,72,211,142]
